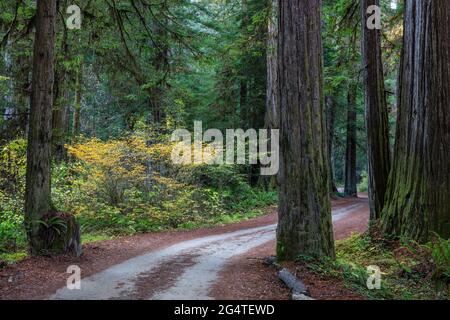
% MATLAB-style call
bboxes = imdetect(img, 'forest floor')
[0,196,369,300]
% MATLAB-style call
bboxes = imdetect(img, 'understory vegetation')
[298,232,449,300]
[0,135,277,262]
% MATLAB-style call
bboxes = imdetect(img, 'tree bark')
[361,0,391,220]
[344,83,357,197]
[381,0,450,241]
[277,0,335,260]
[25,0,57,254]
[52,19,69,162]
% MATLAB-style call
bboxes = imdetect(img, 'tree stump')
[37,212,82,257]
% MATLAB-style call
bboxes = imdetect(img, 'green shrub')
[0,140,27,253]
[0,192,26,253]
[429,236,450,281]
[1,135,279,255]
[177,164,247,191]
[395,236,448,285]
[0,139,27,194]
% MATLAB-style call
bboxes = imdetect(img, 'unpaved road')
[50,198,368,300]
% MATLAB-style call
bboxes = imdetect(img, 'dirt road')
[50,197,368,300]
[0,198,369,299]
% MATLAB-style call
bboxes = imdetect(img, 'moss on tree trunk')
[276,0,335,260]
[25,0,82,256]
[381,0,450,242]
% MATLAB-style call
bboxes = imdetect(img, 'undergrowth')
[297,232,449,300]
[0,137,278,265]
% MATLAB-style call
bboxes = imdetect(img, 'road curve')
[50,202,366,300]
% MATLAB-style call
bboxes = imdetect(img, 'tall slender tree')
[265,0,279,132]
[52,17,70,161]
[325,95,338,194]
[149,6,169,126]
[344,82,357,197]
[262,0,279,191]
[72,61,82,136]
[239,0,249,128]
[277,0,335,260]
[381,0,450,241]
[25,0,57,254]
[361,0,391,220]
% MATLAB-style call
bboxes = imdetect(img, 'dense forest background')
[0,0,402,247]
[0,0,449,300]
[0,0,408,250]
[0,0,448,296]
[0,0,285,254]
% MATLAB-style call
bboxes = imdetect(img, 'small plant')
[35,214,69,253]
[37,215,68,236]
[424,235,450,288]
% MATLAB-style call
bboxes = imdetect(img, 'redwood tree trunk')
[277,0,335,260]
[261,0,279,191]
[344,83,357,197]
[52,21,69,162]
[381,0,450,241]
[361,0,391,220]
[25,0,57,253]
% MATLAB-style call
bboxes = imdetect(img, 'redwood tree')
[25,0,57,254]
[72,62,82,137]
[344,82,357,197]
[277,0,334,260]
[361,0,391,220]
[381,0,450,241]
[25,0,81,256]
